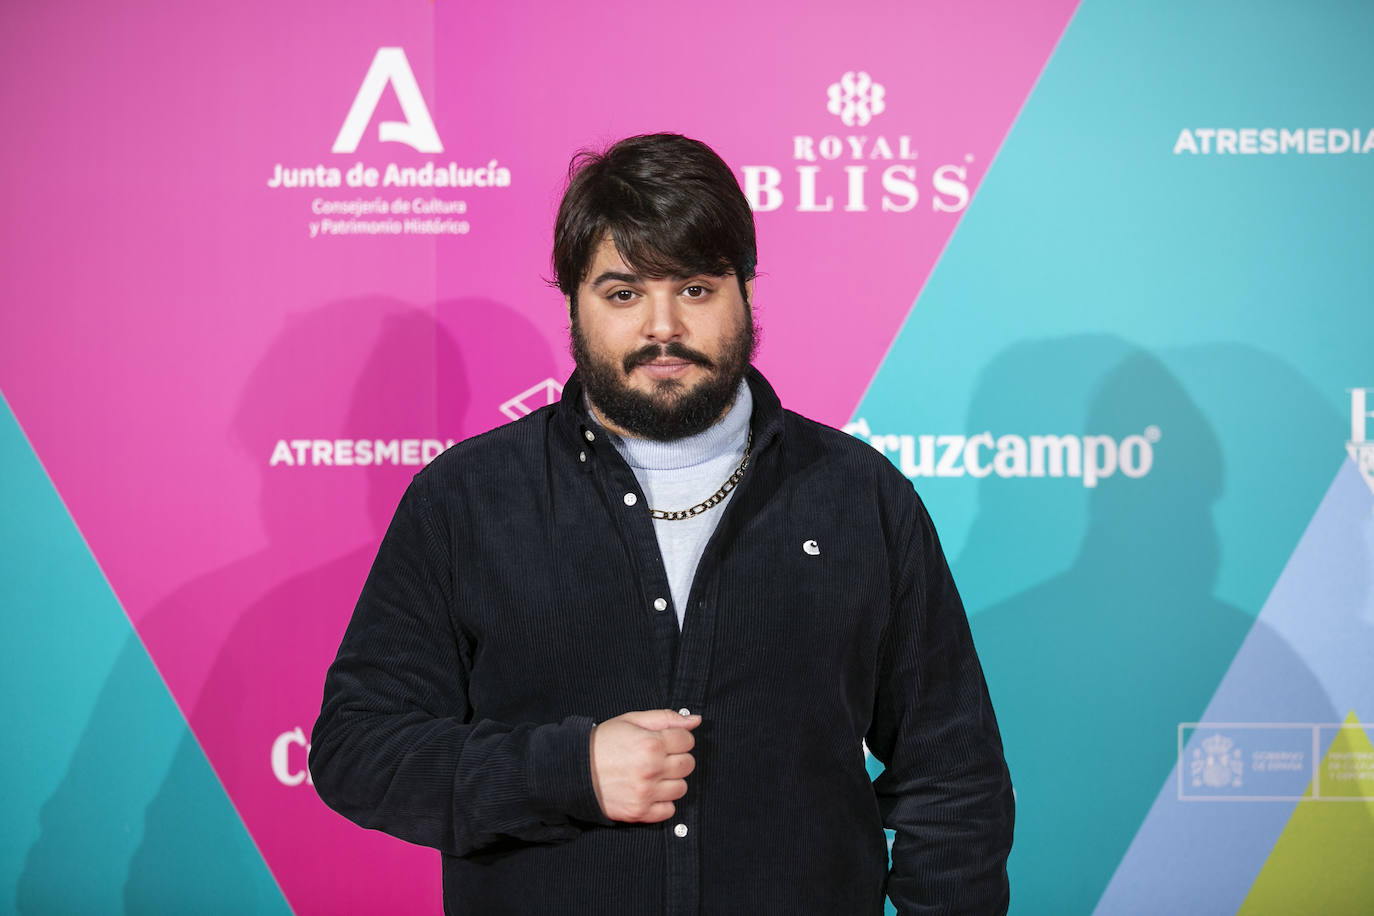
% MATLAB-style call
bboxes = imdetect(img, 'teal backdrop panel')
[853,0,1374,912]
[0,392,292,914]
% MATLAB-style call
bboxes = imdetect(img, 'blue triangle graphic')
[1094,459,1374,914]
[0,391,292,913]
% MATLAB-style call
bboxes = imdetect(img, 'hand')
[589,709,701,822]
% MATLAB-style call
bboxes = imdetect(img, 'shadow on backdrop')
[19,297,558,913]
[958,337,1338,914]
[14,634,285,914]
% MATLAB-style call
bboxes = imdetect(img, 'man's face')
[570,238,755,441]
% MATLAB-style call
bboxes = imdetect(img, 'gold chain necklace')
[648,430,753,521]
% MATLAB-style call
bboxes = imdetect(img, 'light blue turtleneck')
[600,381,753,628]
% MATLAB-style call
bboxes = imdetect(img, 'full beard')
[571,313,756,441]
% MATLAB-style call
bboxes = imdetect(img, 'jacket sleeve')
[867,488,1015,915]
[309,474,611,855]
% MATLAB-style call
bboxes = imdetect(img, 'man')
[311,133,1014,914]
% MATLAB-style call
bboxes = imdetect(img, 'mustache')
[622,342,716,374]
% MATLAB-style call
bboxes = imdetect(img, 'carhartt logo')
[826,71,886,127]
[333,47,443,154]
[802,539,821,556]
[1347,388,1374,498]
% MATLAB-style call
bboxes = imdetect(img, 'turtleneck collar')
[589,379,753,471]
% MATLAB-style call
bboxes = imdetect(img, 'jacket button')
[623,492,638,507]
[673,823,688,838]
[653,597,668,612]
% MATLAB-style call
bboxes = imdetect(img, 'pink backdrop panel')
[1,1,1075,911]
[428,0,1079,426]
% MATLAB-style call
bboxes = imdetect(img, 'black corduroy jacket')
[310,368,1013,915]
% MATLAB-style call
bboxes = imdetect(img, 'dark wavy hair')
[552,133,757,315]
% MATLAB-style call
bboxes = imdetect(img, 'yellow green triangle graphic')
[1238,711,1374,914]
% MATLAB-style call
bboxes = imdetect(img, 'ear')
[745,278,755,310]
[564,294,574,319]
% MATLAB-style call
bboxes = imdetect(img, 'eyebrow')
[589,269,716,288]
[590,271,641,288]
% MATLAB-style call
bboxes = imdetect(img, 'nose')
[643,290,685,342]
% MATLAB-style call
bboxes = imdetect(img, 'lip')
[636,359,695,379]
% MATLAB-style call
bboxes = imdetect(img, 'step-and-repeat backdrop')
[4,1,1372,913]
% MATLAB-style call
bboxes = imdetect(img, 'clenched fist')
[589,709,701,822]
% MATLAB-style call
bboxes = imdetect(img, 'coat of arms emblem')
[1191,733,1244,788]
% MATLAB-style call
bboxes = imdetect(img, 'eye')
[682,285,710,299]
[609,289,637,303]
